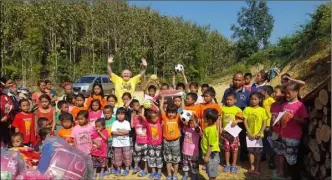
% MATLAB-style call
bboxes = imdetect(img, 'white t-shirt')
[195,95,204,104]
[111,120,131,147]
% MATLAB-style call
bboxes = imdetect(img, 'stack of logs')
[305,80,331,180]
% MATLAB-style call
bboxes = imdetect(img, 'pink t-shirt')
[271,102,284,134]
[89,110,103,124]
[71,123,94,155]
[280,100,309,139]
[91,129,109,157]
[182,127,201,157]
[143,117,162,145]
[133,115,148,144]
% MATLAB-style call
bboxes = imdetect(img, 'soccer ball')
[175,64,184,73]
[180,110,193,122]
[143,100,153,109]
[149,74,158,81]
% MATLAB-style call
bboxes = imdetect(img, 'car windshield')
[75,77,95,83]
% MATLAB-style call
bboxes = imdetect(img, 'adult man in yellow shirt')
[107,54,147,106]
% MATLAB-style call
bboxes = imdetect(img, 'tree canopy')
[231,0,274,60]
[1,0,234,85]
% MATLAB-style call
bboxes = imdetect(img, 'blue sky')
[129,1,327,44]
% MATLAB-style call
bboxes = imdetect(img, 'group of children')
[6,69,308,180]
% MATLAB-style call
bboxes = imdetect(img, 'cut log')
[315,98,323,110]
[323,106,328,115]
[322,116,327,124]
[310,109,318,119]
[309,138,321,161]
[320,165,327,178]
[310,153,317,166]
[326,153,330,159]
[319,89,329,106]
[316,128,322,144]
[318,120,323,128]
[321,143,327,152]
[328,80,331,92]
[321,124,331,143]
[325,158,331,169]
[313,118,318,126]
[311,164,319,177]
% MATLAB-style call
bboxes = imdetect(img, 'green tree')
[231,0,274,60]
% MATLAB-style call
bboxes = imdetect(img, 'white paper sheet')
[224,121,242,137]
[246,136,263,147]
[272,111,286,126]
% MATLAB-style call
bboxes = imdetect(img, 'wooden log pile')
[303,77,331,180]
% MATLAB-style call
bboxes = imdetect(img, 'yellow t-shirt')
[110,73,141,106]
[263,97,275,127]
[243,107,268,137]
[221,105,243,128]
[201,124,220,154]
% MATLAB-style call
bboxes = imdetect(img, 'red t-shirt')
[280,100,309,139]
[12,112,36,144]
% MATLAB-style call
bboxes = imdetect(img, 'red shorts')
[221,132,239,152]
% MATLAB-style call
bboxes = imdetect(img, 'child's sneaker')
[132,167,140,174]
[154,173,162,180]
[115,169,121,176]
[111,168,116,174]
[230,166,238,173]
[122,170,129,176]
[149,172,156,179]
[138,170,148,177]
[223,165,231,172]
[166,176,172,180]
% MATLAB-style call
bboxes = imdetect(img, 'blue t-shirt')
[222,87,250,110]
[251,83,266,93]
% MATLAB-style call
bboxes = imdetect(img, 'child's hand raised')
[108,54,114,64]
[141,57,147,67]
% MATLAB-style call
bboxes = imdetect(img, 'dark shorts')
[92,156,107,168]
[206,152,220,178]
[133,143,148,162]
[163,139,181,163]
[147,144,163,168]
[182,154,199,175]
[247,147,263,154]
[282,138,300,165]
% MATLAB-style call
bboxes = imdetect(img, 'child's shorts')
[247,147,263,154]
[221,132,239,152]
[163,139,181,163]
[92,156,107,168]
[182,154,199,175]
[272,133,284,155]
[147,144,163,168]
[206,152,220,178]
[133,143,148,163]
[112,146,132,167]
[281,137,300,165]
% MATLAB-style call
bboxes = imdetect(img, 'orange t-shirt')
[57,127,73,143]
[199,103,222,130]
[184,105,201,118]
[71,106,88,120]
[162,113,180,141]
[85,95,107,109]
[37,108,55,124]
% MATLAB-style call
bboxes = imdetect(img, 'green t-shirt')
[201,124,220,154]
[105,117,117,142]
